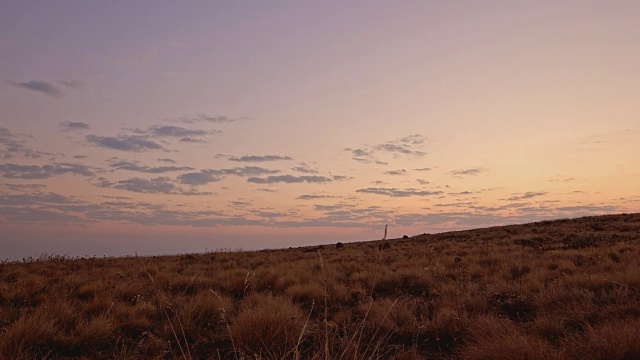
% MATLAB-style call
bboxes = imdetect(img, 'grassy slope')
[1,213,640,359]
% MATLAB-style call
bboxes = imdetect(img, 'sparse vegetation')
[1,213,640,359]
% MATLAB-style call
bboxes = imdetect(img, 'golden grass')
[0,213,639,359]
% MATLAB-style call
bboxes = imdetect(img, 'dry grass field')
[1,213,640,359]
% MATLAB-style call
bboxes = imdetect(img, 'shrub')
[229,294,307,358]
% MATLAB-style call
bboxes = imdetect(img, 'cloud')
[86,134,164,152]
[60,121,91,131]
[375,144,426,157]
[148,125,212,138]
[416,179,430,185]
[175,114,245,124]
[449,167,486,177]
[414,168,431,172]
[383,169,407,176]
[549,177,575,182]
[356,187,443,197]
[58,80,82,88]
[507,192,548,201]
[247,175,333,184]
[0,163,94,179]
[221,166,280,177]
[292,163,319,173]
[3,183,47,191]
[345,134,428,163]
[177,166,279,185]
[110,177,175,194]
[556,205,618,213]
[296,194,339,200]
[344,148,375,163]
[0,127,28,159]
[109,160,194,173]
[219,154,294,163]
[374,134,428,157]
[7,80,64,98]
[177,170,223,185]
[180,137,207,143]
[158,158,176,163]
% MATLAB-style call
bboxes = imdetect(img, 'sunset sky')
[2,1,639,259]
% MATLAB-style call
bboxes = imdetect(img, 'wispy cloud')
[111,177,176,194]
[217,154,294,163]
[0,127,29,159]
[174,114,245,124]
[247,175,333,184]
[292,163,319,173]
[179,137,207,143]
[177,170,223,185]
[60,121,91,131]
[296,194,339,200]
[507,192,547,201]
[109,160,193,174]
[449,167,486,177]
[58,80,82,88]
[99,176,212,195]
[356,187,443,197]
[148,125,213,138]
[178,166,279,185]
[345,134,428,163]
[383,169,407,176]
[86,134,164,152]
[0,163,95,179]
[7,80,65,98]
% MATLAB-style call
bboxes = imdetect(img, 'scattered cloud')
[556,205,618,213]
[86,134,164,152]
[549,177,575,182]
[356,187,443,197]
[247,175,333,184]
[148,125,212,138]
[449,167,486,177]
[7,80,64,98]
[0,163,94,179]
[109,160,193,173]
[374,134,427,157]
[507,192,548,201]
[0,127,28,159]
[60,121,91,131]
[158,158,176,163]
[179,137,207,143]
[217,154,294,163]
[3,183,47,191]
[345,134,428,163]
[416,179,430,185]
[102,176,211,195]
[292,163,319,173]
[414,167,431,171]
[177,170,223,185]
[296,194,339,200]
[221,166,279,177]
[383,169,407,176]
[58,80,82,88]
[178,166,279,185]
[174,114,245,124]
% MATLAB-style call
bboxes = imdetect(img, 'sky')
[1,1,639,260]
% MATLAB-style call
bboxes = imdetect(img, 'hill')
[1,213,640,359]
